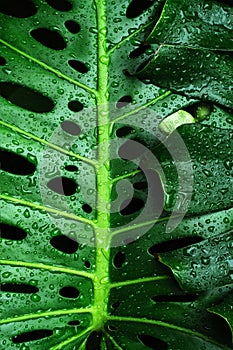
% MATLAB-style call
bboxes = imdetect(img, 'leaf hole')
[123,69,132,77]
[113,251,126,268]
[12,330,53,344]
[129,44,151,58]
[50,234,78,254]
[82,204,92,214]
[46,0,72,11]
[214,0,233,6]
[68,320,81,326]
[138,334,168,350]
[151,294,198,303]
[116,95,132,109]
[65,165,79,172]
[0,223,27,240]
[68,59,88,74]
[111,301,121,309]
[30,28,66,50]
[0,82,54,112]
[0,57,6,66]
[185,101,213,120]
[0,0,37,18]
[0,283,39,294]
[84,260,91,269]
[116,126,135,137]
[86,331,102,350]
[118,139,146,160]
[59,286,80,299]
[149,237,204,255]
[126,0,155,19]
[0,149,36,175]
[47,176,77,196]
[68,100,84,112]
[61,120,81,135]
[133,181,148,190]
[120,197,144,216]
[65,20,80,34]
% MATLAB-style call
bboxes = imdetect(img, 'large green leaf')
[137,0,233,108]
[0,0,233,349]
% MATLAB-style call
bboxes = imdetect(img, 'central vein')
[92,1,111,330]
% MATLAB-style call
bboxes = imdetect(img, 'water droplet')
[100,276,109,284]
[2,272,12,278]
[201,256,210,265]
[23,209,30,218]
[99,55,110,65]
[30,294,41,302]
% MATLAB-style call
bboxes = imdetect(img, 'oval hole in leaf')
[129,44,151,58]
[149,237,204,255]
[214,0,233,6]
[12,330,53,344]
[118,140,145,160]
[111,301,121,309]
[120,197,144,215]
[116,95,132,109]
[116,126,135,137]
[65,20,80,34]
[0,57,6,65]
[65,165,79,172]
[59,286,80,299]
[1,283,39,294]
[113,251,126,268]
[0,82,54,112]
[50,234,78,254]
[138,334,168,350]
[61,120,81,135]
[68,320,80,326]
[0,149,36,175]
[86,331,102,350]
[84,260,91,268]
[151,294,198,303]
[68,100,83,112]
[68,60,88,74]
[133,181,148,190]
[82,204,92,214]
[47,177,77,196]
[0,0,37,18]
[126,0,155,18]
[185,101,213,121]
[0,223,27,240]
[46,0,72,11]
[30,28,66,50]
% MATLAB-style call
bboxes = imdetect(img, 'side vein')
[1,194,95,226]
[0,39,97,95]
[0,259,94,280]
[110,275,171,289]
[0,308,93,325]
[0,119,97,168]
[49,327,93,350]
[112,91,172,123]
[107,316,229,346]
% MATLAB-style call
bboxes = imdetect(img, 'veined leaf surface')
[0,0,233,349]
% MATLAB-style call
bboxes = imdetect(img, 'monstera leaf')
[0,0,233,349]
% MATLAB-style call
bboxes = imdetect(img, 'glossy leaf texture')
[0,0,233,349]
